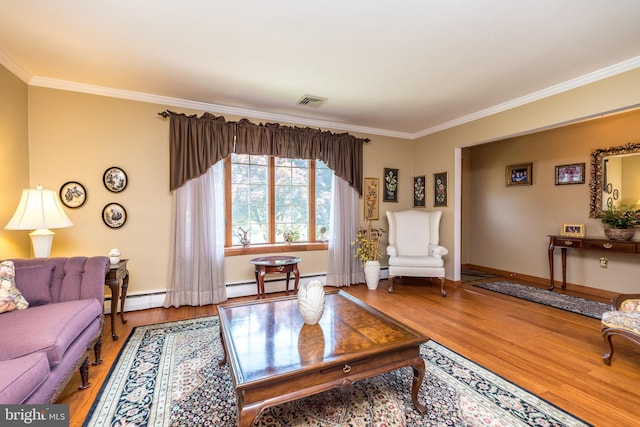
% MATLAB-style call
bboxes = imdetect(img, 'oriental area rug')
[84,317,591,427]
[474,281,609,319]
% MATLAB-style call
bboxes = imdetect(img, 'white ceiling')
[2,1,640,139]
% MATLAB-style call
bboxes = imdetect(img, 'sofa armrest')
[386,245,398,257]
[429,244,448,259]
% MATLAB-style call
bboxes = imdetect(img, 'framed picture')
[561,223,585,237]
[555,163,585,185]
[59,181,87,208]
[433,172,448,207]
[413,176,426,207]
[102,203,127,229]
[364,177,379,220]
[383,168,398,202]
[505,163,532,186]
[103,166,128,193]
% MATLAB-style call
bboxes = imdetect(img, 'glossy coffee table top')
[218,290,427,386]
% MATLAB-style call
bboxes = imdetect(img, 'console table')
[105,259,129,340]
[548,235,640,291]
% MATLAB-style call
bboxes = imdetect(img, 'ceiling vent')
[297,94,327,108]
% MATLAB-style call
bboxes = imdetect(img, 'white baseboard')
[104,268,388,313]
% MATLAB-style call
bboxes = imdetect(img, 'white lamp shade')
[5,186,73,230]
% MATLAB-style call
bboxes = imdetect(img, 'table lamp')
[5,185,73,257]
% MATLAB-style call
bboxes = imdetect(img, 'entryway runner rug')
[84,316,591,427]
[461,269,501,283]
[474,281,609,319]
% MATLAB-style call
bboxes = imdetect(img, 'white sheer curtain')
[325,174,363,286]
[164,162,227,307]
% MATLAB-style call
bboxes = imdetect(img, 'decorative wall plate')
[59,181,87,208]
[103,166,128,193]
[102,203,127,229]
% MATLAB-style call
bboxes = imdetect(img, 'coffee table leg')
[237,401,263,427]
[218,327,228,366]
[409,356,428,414]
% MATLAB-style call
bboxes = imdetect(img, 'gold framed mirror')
[590,141,640,217]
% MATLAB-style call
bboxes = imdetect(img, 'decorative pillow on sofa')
[0,261,29,314]
[14,262,56,306]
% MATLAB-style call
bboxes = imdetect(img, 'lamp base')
[29,229,55,258]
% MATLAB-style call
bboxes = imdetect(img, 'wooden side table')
[105,259,129,340]
[250,256,302,299]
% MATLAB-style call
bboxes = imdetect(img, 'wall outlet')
[599,257,608,268]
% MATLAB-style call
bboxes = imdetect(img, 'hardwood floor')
[58,278,639,427]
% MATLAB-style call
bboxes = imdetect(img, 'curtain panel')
[167,112,366,194]
[169,113,234,191]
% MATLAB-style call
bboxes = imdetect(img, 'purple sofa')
[0,256,109,404]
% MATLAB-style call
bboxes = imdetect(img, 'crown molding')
[6,48,639,141]
[415,56,640,139]
[0,49,31,83]
[28,76,414,140]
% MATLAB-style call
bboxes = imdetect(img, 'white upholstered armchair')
[386,210,448,296]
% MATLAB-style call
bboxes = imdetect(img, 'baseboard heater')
[104,268,388,314]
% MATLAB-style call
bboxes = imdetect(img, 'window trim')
[224,155,328,256]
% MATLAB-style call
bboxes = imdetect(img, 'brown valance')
[165,111,366,194]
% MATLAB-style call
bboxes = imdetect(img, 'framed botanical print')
[434,172,448,207]
[413,176,426,207]
[383,168,398,202]
[364,177,379,220]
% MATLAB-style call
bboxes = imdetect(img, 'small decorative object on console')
[601,205,640,241]
[561,223,585,237]
[108,248,121,265]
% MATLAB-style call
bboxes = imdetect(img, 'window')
[226,154,332,248]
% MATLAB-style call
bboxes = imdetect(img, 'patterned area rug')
[474,281,609,319]
[84,316,591,427]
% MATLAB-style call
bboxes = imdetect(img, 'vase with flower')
[352,220,385,290]
[601,205,640,241]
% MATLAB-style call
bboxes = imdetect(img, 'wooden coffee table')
[218,290,429,426]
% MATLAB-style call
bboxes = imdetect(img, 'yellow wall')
[464,109,640,293]
[0,65,30,258]
[24,85,412,297]
[419,67,640,293]
[6,64,640,298]
[27,88,173,294]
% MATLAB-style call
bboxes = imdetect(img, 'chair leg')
[388,276,395,293]
[438,277,447,297]
[602,329,614,366]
